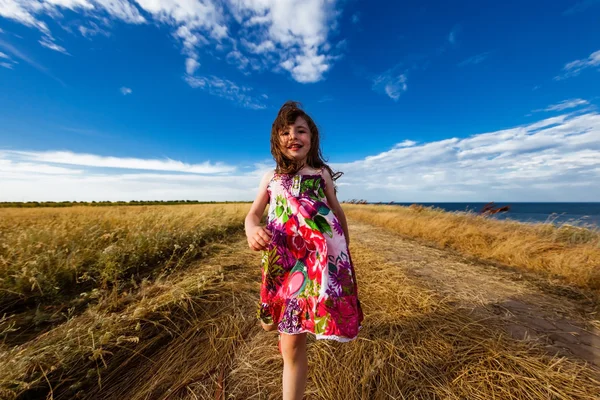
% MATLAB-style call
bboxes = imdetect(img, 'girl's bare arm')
[322,169,350,246]
[245,171,274,251]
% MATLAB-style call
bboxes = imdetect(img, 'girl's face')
[280,116,311,163]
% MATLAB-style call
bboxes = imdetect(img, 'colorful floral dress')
[257,170,364,342]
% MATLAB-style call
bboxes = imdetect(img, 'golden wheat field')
[1,204,599,399]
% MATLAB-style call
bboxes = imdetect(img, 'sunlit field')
[1,204,598,399]
[345,204,600,293]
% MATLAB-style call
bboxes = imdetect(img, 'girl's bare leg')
[280,332,308,400]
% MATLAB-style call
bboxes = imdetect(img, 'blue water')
[390,203,600,228]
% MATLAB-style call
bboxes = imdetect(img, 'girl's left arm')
[322,169,350,246]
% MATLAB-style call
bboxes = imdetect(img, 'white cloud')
[94,0,146,23]
[0,151,258,201]
[39,36,70,54]
[351,12,359,24]
[2,150,236,174]
[228,0,342,83]
[0,37,65,84]
[185,57,200,74]
[226,50,250,70]
[0,112,600,202]
[0,158,84,175]
[134,0,226,41]
[1,0,345,101]
[372,66,407,101]
[0,50,16,68]
[458,52,490,67]
[555,49,600,80]
[120,86,132,95]
[0,171,260,201]
[184,74,266,109]
[394,140,417,148]
[331,111,600,202]
[241,38,275,54]
[539,98,589,112]
[79,22,110,38]
[2,111,600,202]
[0,0,145,30]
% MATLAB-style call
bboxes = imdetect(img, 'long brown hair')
[270,101,343,184]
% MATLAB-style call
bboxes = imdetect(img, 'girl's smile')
[281,117,311,161]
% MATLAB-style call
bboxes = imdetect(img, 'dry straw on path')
[226,234,600,399]
[1,204,599,399]
[344,204,600,293]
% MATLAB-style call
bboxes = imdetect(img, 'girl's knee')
[280,333,307,360]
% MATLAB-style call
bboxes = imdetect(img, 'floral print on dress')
[257,171,363,341]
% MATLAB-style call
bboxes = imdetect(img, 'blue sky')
[1,0,599,202]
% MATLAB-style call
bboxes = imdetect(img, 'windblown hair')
[270,101,343,184]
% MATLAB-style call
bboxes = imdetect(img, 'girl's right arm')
[245,170,274,251]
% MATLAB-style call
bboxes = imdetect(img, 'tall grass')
[0,205,248,312]
[1,204,599,399]
[2,223,598,399]
[344,204,600,292]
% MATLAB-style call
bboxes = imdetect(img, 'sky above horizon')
[1,0,599,202]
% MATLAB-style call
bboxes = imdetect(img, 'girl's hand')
[247,226,272,251]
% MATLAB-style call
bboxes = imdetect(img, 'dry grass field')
[344,204,600,293]
[1,204,599,399]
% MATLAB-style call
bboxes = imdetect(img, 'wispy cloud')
[185,57,200,75]
[230,0,343,83]
[0,159,84,175]
[448,25,460,45]
[317,95,334,103]
[555,49,600,80]
[351,13,360,24]
[332,111,600,201]
[563,0,600,15]
[372,65,408,101]
[120,86,132,95]
[184,75,266,110]
[0,38,65,85]
[39,37,70,55]
[458,52,490,67]
[0,0,145,31]
[1,0,344,85]
[2,112,600,202]
[1,150,236,174]
[534,98,589,112]
[0,0,143,55]
[0,50,16,69]
[79,22,110,38]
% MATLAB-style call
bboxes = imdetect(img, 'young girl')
[245,101,364,400]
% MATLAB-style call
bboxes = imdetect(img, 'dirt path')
[348,219,600,368]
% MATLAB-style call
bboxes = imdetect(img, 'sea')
[390,202,600,229]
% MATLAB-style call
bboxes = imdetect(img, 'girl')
[245,101,364,400]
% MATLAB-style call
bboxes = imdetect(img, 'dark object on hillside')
[480,202,511,215]
[343,199,368,204]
